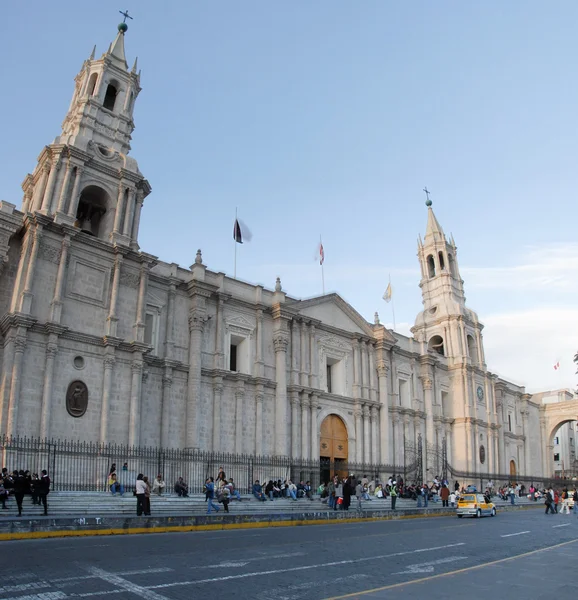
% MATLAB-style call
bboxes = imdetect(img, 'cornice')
[0,312,37,335]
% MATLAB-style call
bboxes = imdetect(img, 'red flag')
[319,243,324,266]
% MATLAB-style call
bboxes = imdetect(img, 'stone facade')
[0,25,575,480]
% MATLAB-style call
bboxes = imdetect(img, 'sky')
[0,1,577,393]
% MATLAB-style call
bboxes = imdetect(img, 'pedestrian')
[206,477,220,514]
[422,484,429,508]
[13,470,26,517]
[390,485,397,510]
[135,474,146,516]
[440,484,450,507]
[143,476,151,516]
[342,476,353,511]
[560,489,570,515]
[544,489,555,515]
[573,489,578,516]
[38,469,50,515]
[355,481,363,512]
[449,491,456,508]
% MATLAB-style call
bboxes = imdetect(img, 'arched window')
[438,251,445,270]
[427,255,436,278]
[428,335,445,356]
[467,335,477,362]
[127,91,134,112]
[75,185,109,238]
[103,83,118,111]
[87,73,98,96]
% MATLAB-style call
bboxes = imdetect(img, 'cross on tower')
[119,9,133,23]
[423,187,431,202]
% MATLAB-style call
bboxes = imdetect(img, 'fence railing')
[0,435,405,493]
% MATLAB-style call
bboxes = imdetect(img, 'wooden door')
[320,415,348,460]
[509,460,517,480]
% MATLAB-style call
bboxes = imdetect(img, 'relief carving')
[66,380,88,418]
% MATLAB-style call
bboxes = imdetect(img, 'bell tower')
[21,19,150,248]
[412,194,485,368]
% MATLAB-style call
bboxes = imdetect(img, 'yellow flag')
[383,282,392,303]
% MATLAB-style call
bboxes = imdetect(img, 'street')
[0,509,576,599]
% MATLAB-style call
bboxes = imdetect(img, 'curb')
[0,503,542,542]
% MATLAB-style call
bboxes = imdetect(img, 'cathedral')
[0,24,564,480]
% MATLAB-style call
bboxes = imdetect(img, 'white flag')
[383,282,392,303]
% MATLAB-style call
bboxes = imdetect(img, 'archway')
[548,418,578,479]
[509,460,517,480]
[319,414,348,483]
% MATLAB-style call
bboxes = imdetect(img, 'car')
[456,493,496,518]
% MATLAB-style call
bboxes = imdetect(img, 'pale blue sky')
[1,1,577,391]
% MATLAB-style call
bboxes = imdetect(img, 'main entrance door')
[319,414,348,483]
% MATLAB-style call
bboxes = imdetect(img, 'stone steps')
[0,492,533,518]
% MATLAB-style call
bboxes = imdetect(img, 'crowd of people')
[0,467,51,516]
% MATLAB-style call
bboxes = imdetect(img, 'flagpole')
[389,274,396,331]
[320,235,325,295]
[234,207,237,279]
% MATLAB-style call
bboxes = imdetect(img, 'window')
[428,335,445,356]
[467,335,477,363]
[508,414,512,432]
[438,251,445,270]
[554,436,560,445]
[87,73,98,96]
[229,343,237,371]
[427,255,436,278]
[103,83,118,111]
[554,453,560,462]
[229,333,249,374]
[144,310,159,355]
[399,379,409,408]
[325,355,345,395]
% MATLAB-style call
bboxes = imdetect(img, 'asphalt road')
[1,508,577,599]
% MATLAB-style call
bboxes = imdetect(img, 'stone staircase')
[0,492,535,519]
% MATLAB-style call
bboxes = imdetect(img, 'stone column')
[19,227,42,314]
[49,236,71,323]
[354,403,363,463]
[371,405,379,464]
[213,295,224,369]
[255,387,264,455]
[40,158,60,213]
[363,404,371,463]
[273,331,289,456]
[377,361,390,465]
[291,392,300,458]
[123,188,136,237]
[32,163,50,211]
[254,308,264,377]
[130,192,144,246]
[444,423,453,468]
[421,377,435,439]
[186,314,205,449]
[22,189,33,214]
[165,283,176,360]
[291,320,300,385]
[128,360,143,446]
[160,368,173,448]
[133,263,148,342]
[55,160,73,214]
[67,166,84,218]
[309,325,318,389]
[113,184,126,234]
[300,321,308,387]
[522,410,530,476]
[106,255,123,337]
[39,340,58,439]
[0,338,15,433]
[361,342,369,399]
[353,340,361,398]
[369,345,377,402]
[301,393,310,460]
[465,420,473,470]
[234,385,244,454]
[393,414,403,468]
[7,335,27,436]
[310,393,318,461]
[99,354,116,443]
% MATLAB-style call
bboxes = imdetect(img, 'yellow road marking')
[324,537,578,599]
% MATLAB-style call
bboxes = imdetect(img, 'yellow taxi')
[456,493,496,518]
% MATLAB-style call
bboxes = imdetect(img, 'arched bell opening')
[74,185,109,238]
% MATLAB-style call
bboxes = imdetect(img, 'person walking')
[440,484,450,507]
[143,476,151,516]
[390,485,397,510]
[135,474,147,516]
[38,469,50,516]
[355,481,364,513]
[206,477,220,514]
[342,476,353,511]
[560,489,570,515]
[13,470,26,517]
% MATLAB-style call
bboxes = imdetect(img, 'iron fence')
[0,435,405,494]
